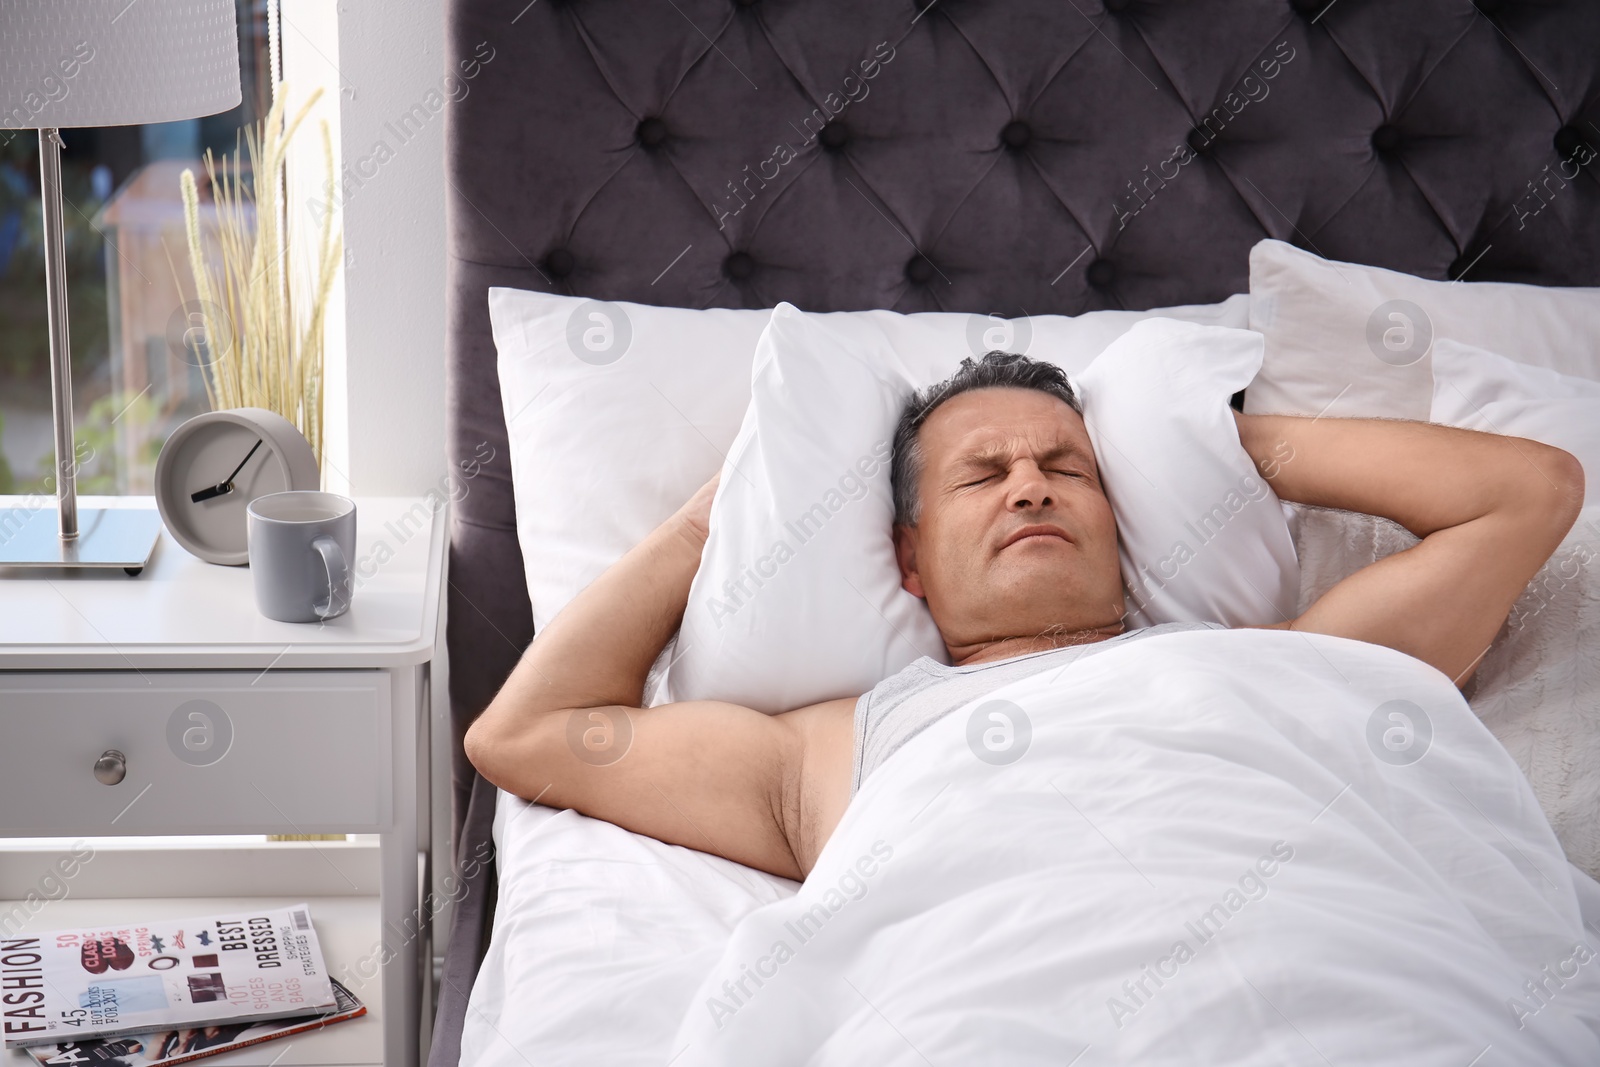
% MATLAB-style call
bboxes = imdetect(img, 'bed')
[433,1,1600,1063]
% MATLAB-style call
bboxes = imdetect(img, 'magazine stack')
[2,904,365,1066]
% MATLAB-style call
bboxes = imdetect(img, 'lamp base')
[0,507,162,573]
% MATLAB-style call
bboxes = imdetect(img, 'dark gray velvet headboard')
[433,0,1598,1056]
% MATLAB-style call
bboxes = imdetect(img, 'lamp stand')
[0,128,162,575]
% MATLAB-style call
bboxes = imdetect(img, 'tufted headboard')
[433,0,1599,1055]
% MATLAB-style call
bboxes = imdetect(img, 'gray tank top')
[851,621,1229,795]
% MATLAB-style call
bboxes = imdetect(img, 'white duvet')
[466,627,1600,1066]
[667,627,1599,1064]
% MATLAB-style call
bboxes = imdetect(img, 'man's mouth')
[1000,523,1072,550]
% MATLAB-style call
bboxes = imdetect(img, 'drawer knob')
[93,749,127,786]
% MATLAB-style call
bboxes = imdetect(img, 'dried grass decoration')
[178,84,340,468]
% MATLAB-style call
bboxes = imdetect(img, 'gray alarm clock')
[154,408,321,565]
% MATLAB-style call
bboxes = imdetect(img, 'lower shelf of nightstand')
[1,896,383,1067]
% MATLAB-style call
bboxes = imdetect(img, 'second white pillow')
[1430,338,1600,506]
[1244,239,1600,422]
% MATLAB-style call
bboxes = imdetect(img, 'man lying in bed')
[466,352,1583,882]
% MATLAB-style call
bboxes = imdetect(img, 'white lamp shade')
[1,0,241,129]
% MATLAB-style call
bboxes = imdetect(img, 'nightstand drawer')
[0,671,392,835]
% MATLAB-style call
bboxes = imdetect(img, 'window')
[0,1,275,496]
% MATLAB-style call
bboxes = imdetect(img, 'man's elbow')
[1532,444,1585,531]
[463,712,502,784]
[464,705,527,791]
[465,703,564,802]
[1500,443,1587,561]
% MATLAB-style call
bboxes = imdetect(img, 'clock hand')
[189,483,230,503]
[221,438,264,486]
[189,438,264,503]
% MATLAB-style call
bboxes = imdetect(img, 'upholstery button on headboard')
[818,121,849,151]
[1371,124,1401,155]
[636,116,669,149]
[1556,125,1593,163]
[724,251,756,281]
[1001,120,1032,151]
[542,248,575,279]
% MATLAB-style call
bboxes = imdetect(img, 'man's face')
[893,387,1126,659]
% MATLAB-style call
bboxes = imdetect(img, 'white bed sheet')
[458,795,798,1066]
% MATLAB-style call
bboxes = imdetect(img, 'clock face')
[155,409,320,565]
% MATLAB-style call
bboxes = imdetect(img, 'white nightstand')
[0,495,449,1067]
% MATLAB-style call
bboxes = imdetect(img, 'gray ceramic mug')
[247,491,356,623]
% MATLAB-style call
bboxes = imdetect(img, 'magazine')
[19,980,364,1066]
[1,905,336,1049]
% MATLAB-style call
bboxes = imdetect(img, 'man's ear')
[892,523,926,599]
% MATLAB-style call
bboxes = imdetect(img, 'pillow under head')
[663,306,1299,713]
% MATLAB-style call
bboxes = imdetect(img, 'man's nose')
[1005,462,1054,510]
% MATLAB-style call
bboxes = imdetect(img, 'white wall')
[278,0,347,492]
[281,0,447,497]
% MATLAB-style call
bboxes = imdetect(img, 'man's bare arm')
[1233,412,1584,686]
[464,476,855,880]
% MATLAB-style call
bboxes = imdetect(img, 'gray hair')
[890,350,1083,527]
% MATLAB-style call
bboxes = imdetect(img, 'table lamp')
[0,0,241,573]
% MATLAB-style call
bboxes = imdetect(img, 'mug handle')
[311,535,351,619]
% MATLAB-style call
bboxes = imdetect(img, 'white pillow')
[664,307,1297,714]
[1077,318,1300,629]
[1430,339,1600,506]
[490,289,769,632]
[490,287,1248,638]
[1244,239,1600,421]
